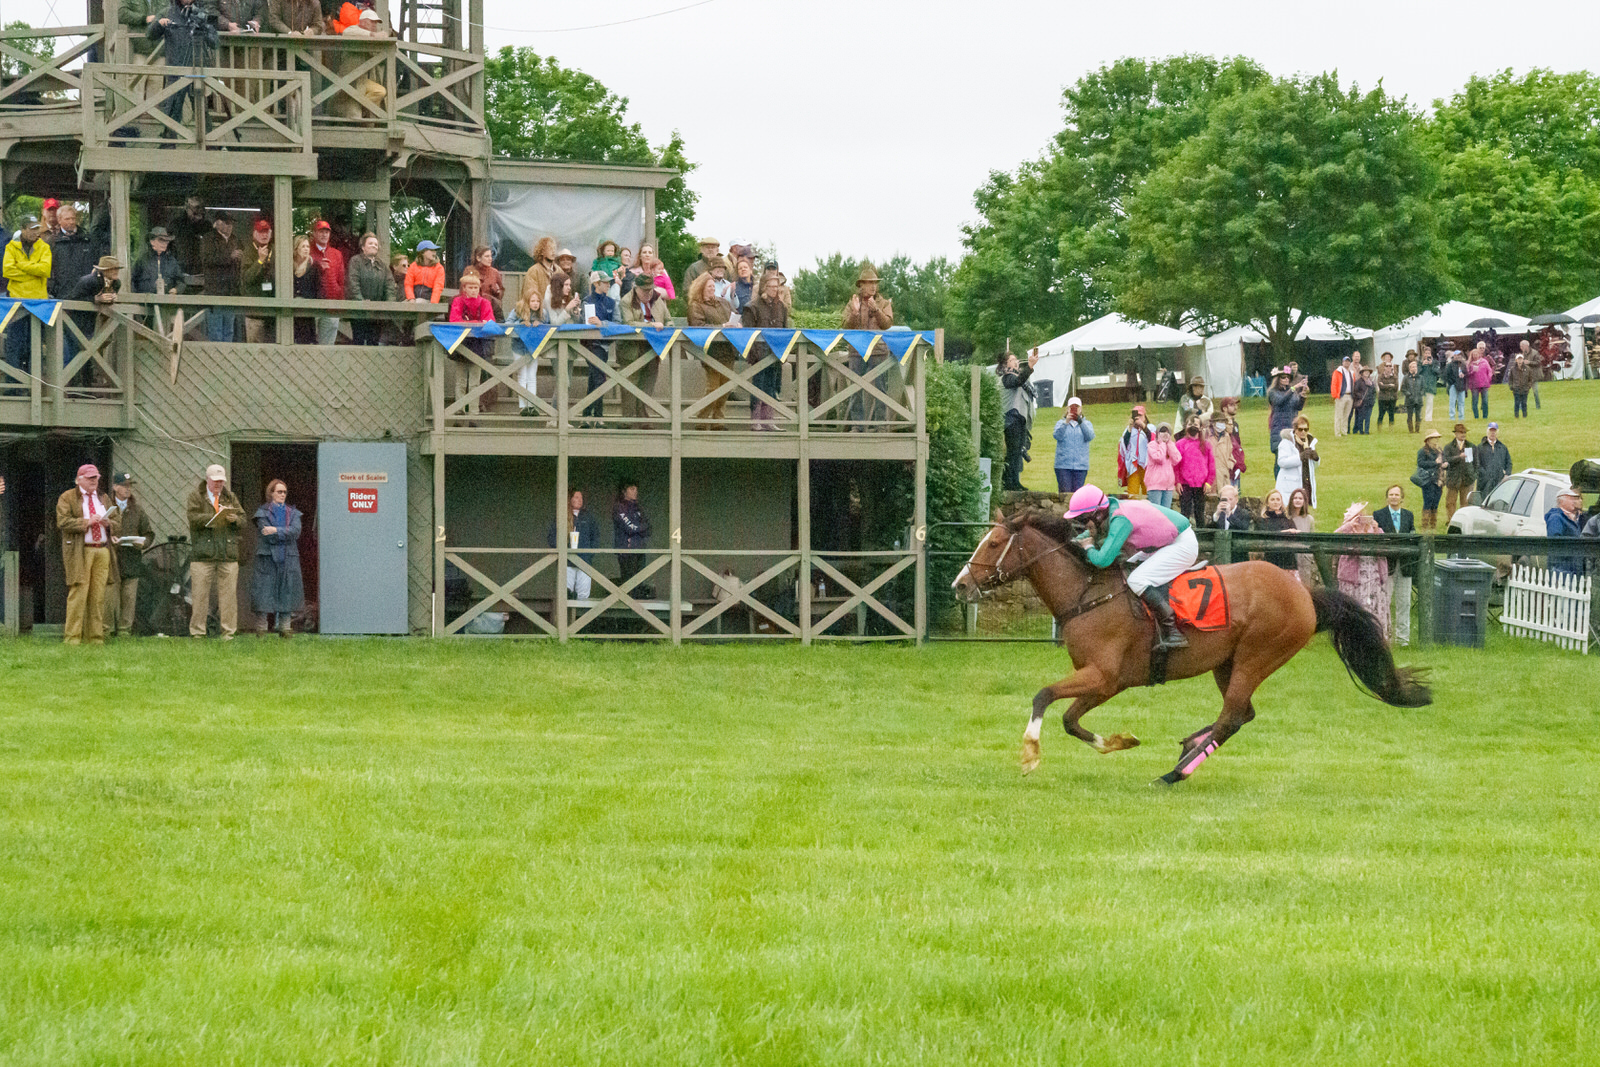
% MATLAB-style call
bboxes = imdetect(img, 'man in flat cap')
[56,463,120,645]
[186,462,245,638]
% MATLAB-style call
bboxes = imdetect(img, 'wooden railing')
[395,40,483,134]
[216,35,396,129]
[0,24,102,116]
[429,329,925,437]
[439,545,921,642]
[81,62,314,175]
[0,300,136,428]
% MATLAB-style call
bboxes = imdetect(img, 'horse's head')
[952,507,1090,602]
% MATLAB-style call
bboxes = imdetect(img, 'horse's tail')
[1310,587,1432,708]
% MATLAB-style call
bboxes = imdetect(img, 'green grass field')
[1025,378,1598,521]
[2,636,1597,1064]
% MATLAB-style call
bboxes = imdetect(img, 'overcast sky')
[10,0,1596,268]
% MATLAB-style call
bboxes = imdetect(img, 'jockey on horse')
[1064,484,1197,652]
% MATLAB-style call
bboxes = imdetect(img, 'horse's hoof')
[1151,772,1184,788]
[1104,733,1141,752]
[1020,738,1041,775]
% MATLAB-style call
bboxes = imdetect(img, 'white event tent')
[1033,313,1202,403]
[1202,313,1372,398]
[1371,300,1531,358]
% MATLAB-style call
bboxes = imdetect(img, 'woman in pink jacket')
[1467,343,1495,420]
[1143,421,1179,509]
[1174,415,1215,528]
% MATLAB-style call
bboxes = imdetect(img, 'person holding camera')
[148,0,220,138]
[1051,397,1094,494]
[1265,366,1309,474]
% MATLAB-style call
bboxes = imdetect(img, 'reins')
[971,524,1134,626]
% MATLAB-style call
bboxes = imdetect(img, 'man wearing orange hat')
[56,463,120,645]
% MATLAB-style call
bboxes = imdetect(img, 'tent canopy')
[1031,313,1202,404]
[1035,312,1201,356]
[1373,300,1530,347]
[1564,294,1600,320]
[1200,311,1371,398]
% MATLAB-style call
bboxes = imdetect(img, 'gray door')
[317,442,408,634]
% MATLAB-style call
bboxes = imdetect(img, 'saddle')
[1135,565,1231,687]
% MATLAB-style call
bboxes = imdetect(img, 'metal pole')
[1415,536,1434,648]
[914,349,928,644]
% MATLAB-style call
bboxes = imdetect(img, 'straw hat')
[1342,501,1368,525]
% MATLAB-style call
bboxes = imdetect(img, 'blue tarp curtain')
[427,324,936,365]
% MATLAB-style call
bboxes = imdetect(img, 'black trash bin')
[1036,379,1055,410]
[1433,556,1496,647]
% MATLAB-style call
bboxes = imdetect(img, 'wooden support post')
[798,340,812,645]
[468,0,485,119]
[914,350,928,644]
[644,188,657,249]
[374,198,391,256]
[555,341,569,642]
[469,179,487,249]
[2,550,18,637]
[432,452,445,637]
[670,449,682,646]
[1414,537,1434,648]
[110,172,132,293]
[273,176,293,344]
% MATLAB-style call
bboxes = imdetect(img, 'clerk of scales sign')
[340,471,388,513]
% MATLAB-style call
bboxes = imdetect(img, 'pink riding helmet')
[1065,484,1110,519]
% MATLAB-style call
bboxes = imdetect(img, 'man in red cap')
[310,219,345,345]
[241,217,276,343]
[41,197,61,240]
[55,463,120,645]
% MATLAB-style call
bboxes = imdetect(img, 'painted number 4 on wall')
[348,488,379,514]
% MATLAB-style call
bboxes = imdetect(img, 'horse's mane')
[1005,505,1090,561]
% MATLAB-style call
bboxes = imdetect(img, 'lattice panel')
[113,340,435,632]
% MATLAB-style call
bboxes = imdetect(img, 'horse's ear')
[992,507,1004,524]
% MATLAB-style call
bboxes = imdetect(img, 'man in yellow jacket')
[55,463,121,645]
[3,215,51,376]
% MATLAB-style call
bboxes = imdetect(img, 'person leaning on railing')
[404,240,445,303]
[290,235,320,344]
[239,218,275,343]
[200,212,244,342]
[616,273,670,426]
[3,216,50,377]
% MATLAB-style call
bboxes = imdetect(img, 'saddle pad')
[1169,566,1230,631]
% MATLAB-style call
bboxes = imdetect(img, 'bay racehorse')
[952,506,1430,784]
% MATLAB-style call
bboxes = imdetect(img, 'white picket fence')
[1500,565,1592,653]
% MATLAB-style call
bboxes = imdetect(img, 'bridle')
[966,521,1132,624]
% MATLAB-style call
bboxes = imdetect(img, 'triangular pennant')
[841,330,882,358]
[20,299,60,326]
[801,330,846,354]
[720,328,761,359]
[760,329,800,362]
[428,322,473,355]
[0,300,19,333]
[642,327,680,357]
[882,332,924,364]
[510,324,555,359]
[680,328,721,349]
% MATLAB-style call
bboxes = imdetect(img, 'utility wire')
[446,0,720,36]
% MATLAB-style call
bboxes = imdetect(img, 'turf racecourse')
[1,638,1596,1064]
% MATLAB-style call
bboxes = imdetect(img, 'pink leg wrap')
[1177,734,1218,777]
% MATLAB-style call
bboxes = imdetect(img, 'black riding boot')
[1139,584,1189,651]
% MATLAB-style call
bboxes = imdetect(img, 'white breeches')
[1127,528,1199,594]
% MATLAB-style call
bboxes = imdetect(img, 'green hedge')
[922,361,1003,632]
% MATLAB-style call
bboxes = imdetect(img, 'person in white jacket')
[1273,419,1319,511]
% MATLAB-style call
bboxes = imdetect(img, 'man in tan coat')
[186,462,246,639]
[55,463,120,645]
[841,264,896,428]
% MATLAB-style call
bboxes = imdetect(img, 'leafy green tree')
[483,47,699,281]
[1116,73,1451,364]
[792,253,955,328]
[950,55,1269,354]
[1425,69,1600,311]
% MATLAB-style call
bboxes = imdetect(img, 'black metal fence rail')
[927,523,1600,647]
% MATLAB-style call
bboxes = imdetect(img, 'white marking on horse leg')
[1090,733,1109,753]
[1024,716,1042,742]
